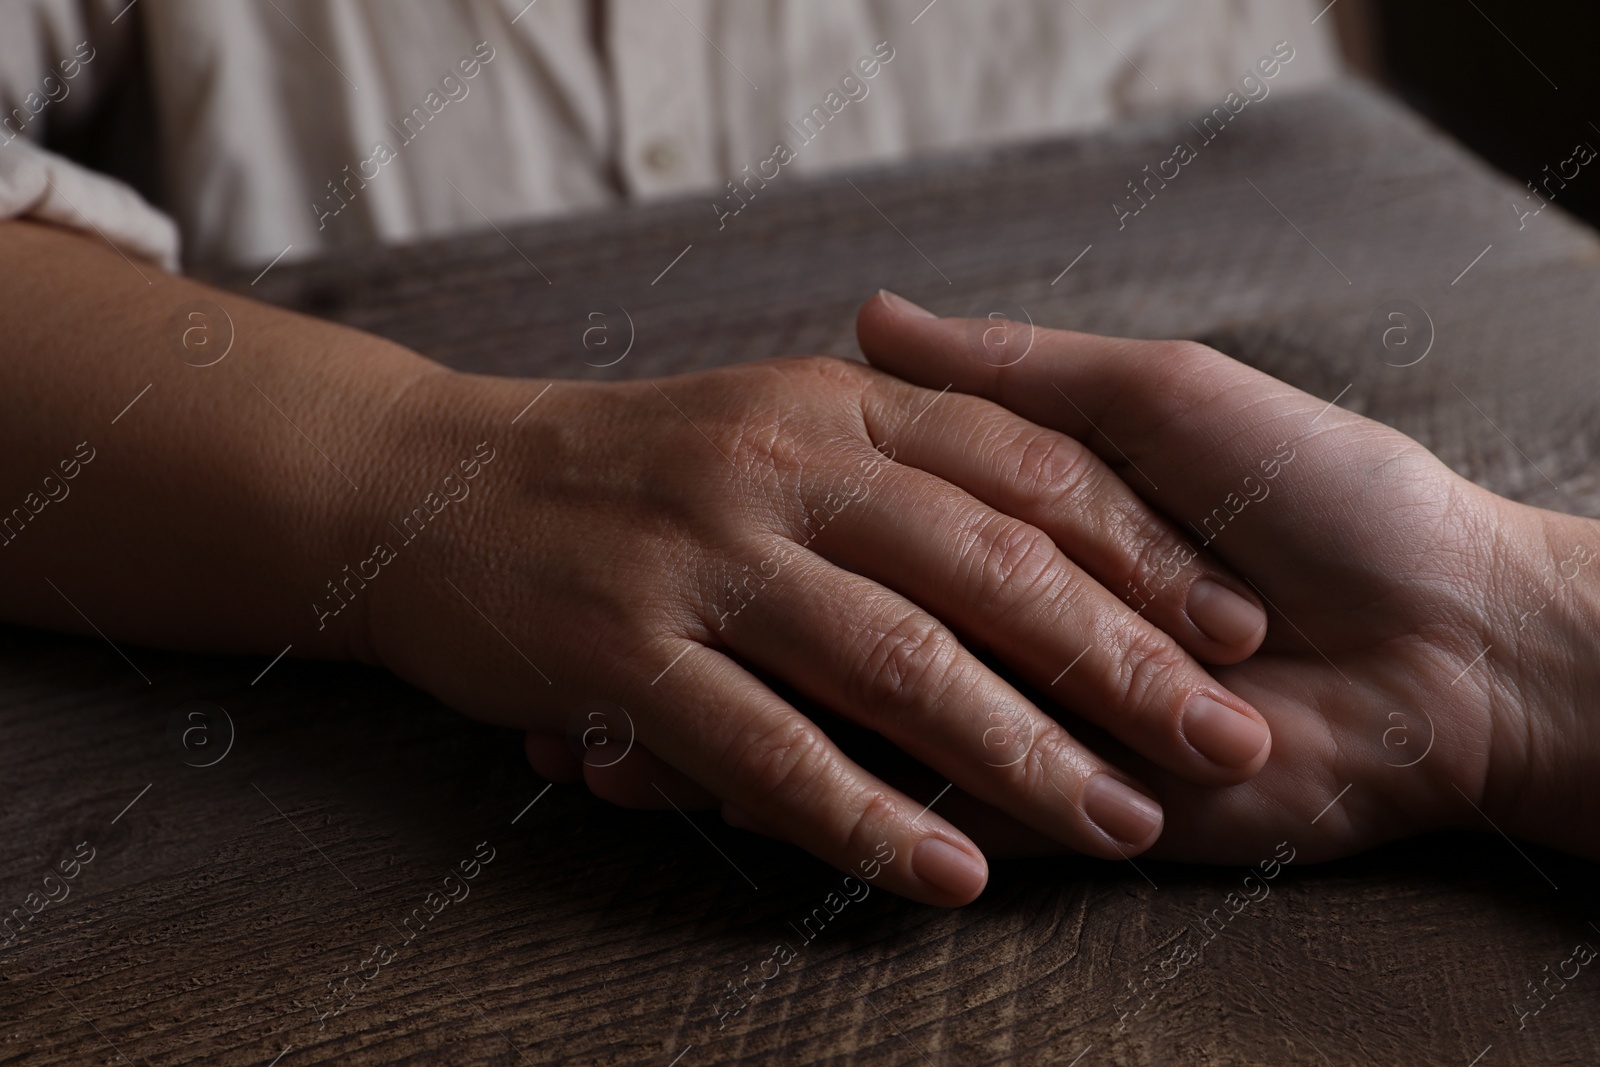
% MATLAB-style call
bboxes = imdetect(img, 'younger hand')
[858,292,1600,865]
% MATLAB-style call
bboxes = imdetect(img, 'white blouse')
[0,0,1340,271]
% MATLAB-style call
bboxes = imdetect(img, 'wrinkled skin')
[370,348,1282,906]
[537,293,1600,872]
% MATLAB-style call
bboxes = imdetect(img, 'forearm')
[0,220,443,661]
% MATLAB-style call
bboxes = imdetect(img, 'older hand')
[375,354,1276,905]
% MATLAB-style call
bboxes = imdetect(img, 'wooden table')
[6,83,1599,1066]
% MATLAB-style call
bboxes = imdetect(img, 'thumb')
[855,289,1344,546]
[858,289,1278,447]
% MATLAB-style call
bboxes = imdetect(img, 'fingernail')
[1182,693,1270,768]
[912,838,987,900]
[1082,775,1163,847]
[879,289,937,318]
[1187,578,1266,646]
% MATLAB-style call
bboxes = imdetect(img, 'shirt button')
[642,138,680,176]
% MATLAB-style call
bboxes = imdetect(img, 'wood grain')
[3,83,1599,1066]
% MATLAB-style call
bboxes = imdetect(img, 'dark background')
[1346,0,1600,226]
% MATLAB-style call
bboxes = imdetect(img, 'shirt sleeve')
[0,0,180,271]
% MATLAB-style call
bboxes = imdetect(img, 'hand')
[858,291,1600,864]
[366,355,1276,905]
[0,223,1270,906]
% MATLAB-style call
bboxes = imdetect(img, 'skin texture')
[0,220,1284,906]
[846,292,1600,864]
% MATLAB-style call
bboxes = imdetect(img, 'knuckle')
[1107,627,1190,721]
[1008,427,1100,512]
[852,611,962,714]
[720,360,879,521]
[722,413,786,473]
[1015,722,1081,796]
[735,718,825,803]
[1121,505,1185,609]
[967,514,1065,612]
[783,354,873,393]
[714,360,863,457]
[843,791,902,861]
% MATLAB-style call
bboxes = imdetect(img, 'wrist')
[283,339,454,664]
[1481,507,1600,858]
[345,368,553,677]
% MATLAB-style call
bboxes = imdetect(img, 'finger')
[718,689,1065,860]
[860,370,1267,661]
[524,731,583,783]
[523,731,718,808]
[581,739,719,809]
[722,802,787,841]
[937,790,1070,858]
[825,746,1067,858]
[799,449,1272,783]
[721,543,1170,853]
[857,291,1323,560]
[638,640,990,906]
